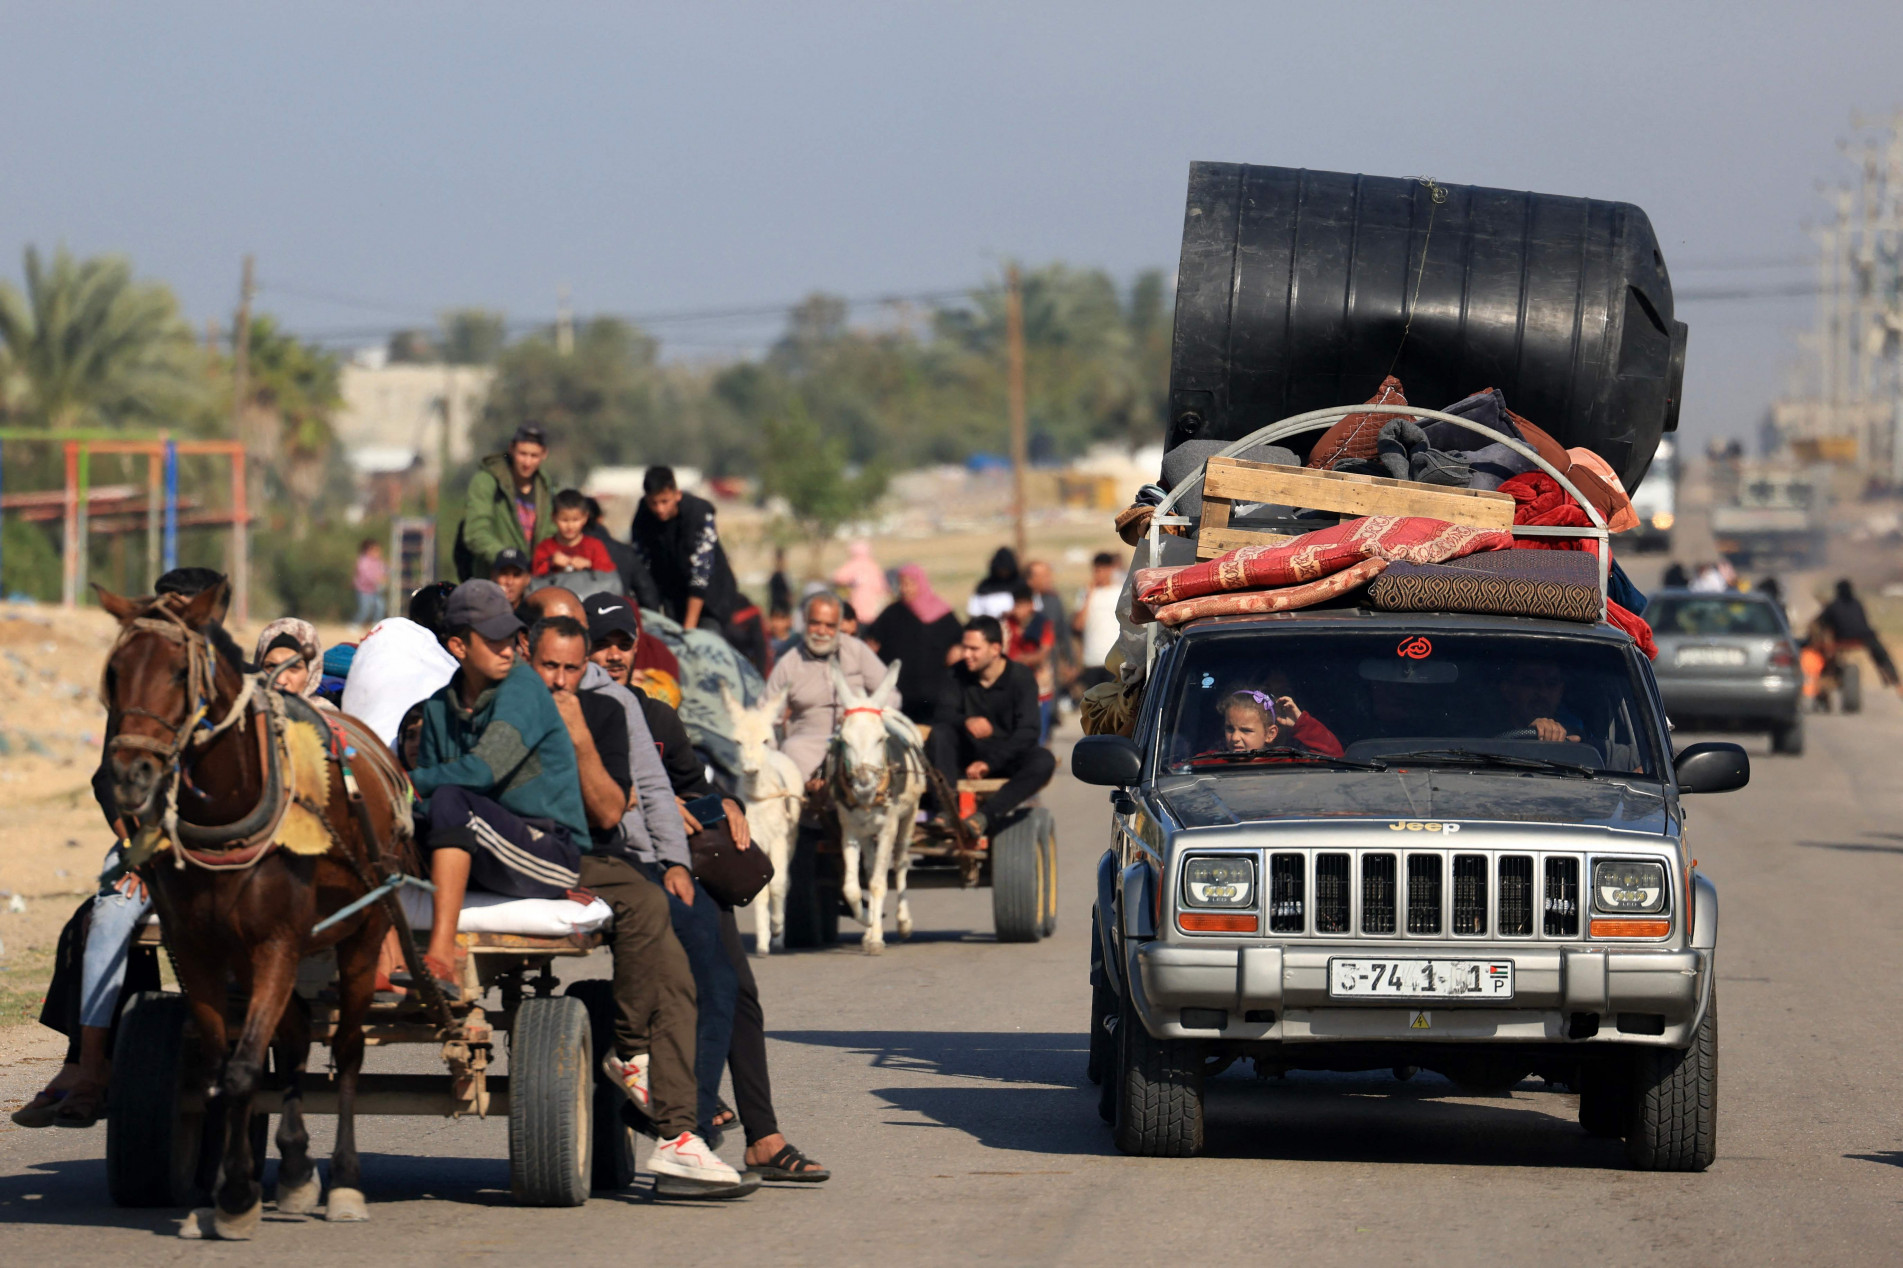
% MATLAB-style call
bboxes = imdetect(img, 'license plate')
[1328,958,1515,999]
[1676,645,1747,667]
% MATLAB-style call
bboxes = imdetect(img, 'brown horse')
[97,585,417,1238]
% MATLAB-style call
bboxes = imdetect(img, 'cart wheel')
[817,851,843,945]
[1038,814,1060,938]
[1841,662,1862,713]
[564,980,637,1192]
[992,808,1052,943]
[107,992,206,1208]
[509,995,592,1206]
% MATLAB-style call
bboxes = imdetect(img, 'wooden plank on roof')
[1202,456,1515,528]
[1195,526,1296,559]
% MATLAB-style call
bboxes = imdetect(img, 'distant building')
[334,362,496,488]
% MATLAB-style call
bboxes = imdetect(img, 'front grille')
[1315,854,1350,932]
[1544,856,1580,937]
[1452,854,1487,934]
[1498,855,1534,935]
[1361,853,1397,935]
[1406,854,1443,934]
[1269,853,1304,933]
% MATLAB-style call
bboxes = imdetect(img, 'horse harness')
[825,705,921,811]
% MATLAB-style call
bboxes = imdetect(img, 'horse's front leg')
[211,935,301,1238]
[838,811,866,928]
[271,994,322,1215]
[766,808,794,953]
[325,919,381,1223]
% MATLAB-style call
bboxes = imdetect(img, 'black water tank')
[1167,163,1687,490]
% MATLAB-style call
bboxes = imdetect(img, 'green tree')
[759,401,888,567]
[440,308,507,365]
[0,246,198,430]
[240,316,344,539]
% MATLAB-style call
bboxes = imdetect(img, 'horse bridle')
[832,705,898,810]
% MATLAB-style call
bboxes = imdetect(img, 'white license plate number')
[1328,958,1515,999]
[1676,645,1747,667]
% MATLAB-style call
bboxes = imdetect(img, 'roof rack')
[1145,404,1610,673]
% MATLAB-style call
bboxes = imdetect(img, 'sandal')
[10,1087,69,1129]
[711,1099,737,1131]
[52,1085,106,1129]
[753,1142,830,1183]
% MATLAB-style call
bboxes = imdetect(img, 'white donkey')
[721,684,804,954]
[827,660,926,955]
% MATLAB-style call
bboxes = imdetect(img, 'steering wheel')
[1492,726,1540,741]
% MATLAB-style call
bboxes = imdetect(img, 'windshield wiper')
[1370,748,1599,778]
[1190,746,1387,771]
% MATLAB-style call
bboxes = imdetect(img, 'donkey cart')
[110,919,643,1210]
[784,775,1059,948]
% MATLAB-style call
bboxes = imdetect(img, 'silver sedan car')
[1644,589,1804,754]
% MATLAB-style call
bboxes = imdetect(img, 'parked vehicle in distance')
[1626,438,1676,553]
[1644,589,1804,754]
[1710,465,1827,570]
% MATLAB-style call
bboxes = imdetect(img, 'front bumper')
[1132,941,1710,1049]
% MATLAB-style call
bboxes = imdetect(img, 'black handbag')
[689,812,774,908]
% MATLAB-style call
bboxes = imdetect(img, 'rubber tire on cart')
[508,994,594,1206]
[817,851,843,945]
[1624,986,1718,1172]
[1840,663,1862,714]
[564,980,638,1192]
[1771,718,1804,755]
[992,807,1054,943]
[1112,991,1205,1157]
[1086,911,1115,1087]
[107,991,203,1208]
[1576,1058,1628,1139]
[1037,816,1060,939]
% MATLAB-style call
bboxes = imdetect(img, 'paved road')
[4,699,1903,1264]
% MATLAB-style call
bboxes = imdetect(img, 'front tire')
[1624,986,1718,1171]
[1841,663,1863,713]
[508,995,593,1206]
[1112,991,1204,1157]
[1771,719,1804,755]
[1086,910,1114,1086]
[107,992,203,1208]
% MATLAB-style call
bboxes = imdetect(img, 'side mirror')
[1072,734,1142,787]
[1674,741,1749,794]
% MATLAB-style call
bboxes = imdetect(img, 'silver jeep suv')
[1075,610,1743,1171]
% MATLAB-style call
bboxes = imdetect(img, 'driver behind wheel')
[1497,660,1583,743]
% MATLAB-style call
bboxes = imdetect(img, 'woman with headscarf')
[865,564,965,725]
[253,618,328,704]
[967,546,1021,620]
[830,539,890,622]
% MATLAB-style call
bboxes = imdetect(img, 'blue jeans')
[81,845,153,1029]
[353,590,387,626]
[640,862,737,1138]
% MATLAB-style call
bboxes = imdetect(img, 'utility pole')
[1006,263,1029,559]
[556,285,574,356]
[230,254,255,625]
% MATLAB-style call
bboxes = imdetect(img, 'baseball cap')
[510,423,548,449]
[492,547,531,575]
[583,592,639,644]
[445,580,526,642]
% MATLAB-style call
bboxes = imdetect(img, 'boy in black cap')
[407,580,586,990]
[491,547,532,608]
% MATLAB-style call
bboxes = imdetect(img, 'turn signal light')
[1590,918,1670,938]
[1178,912,1259,933]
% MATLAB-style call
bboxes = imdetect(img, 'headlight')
[1651,511,1675,531]
[1182,856,1254,908]
[1593,860,1666,914]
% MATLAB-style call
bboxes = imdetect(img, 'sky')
[3,1,1900,450]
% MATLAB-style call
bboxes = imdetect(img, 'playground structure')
[0,430,250,624]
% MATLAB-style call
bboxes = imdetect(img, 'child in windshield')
[1218,690,1344,757]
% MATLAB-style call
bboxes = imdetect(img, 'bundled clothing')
[925,659,1056,826]
[341,617,458,746]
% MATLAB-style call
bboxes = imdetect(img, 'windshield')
[1644,597,1783,637]
[1160,629,1663,779]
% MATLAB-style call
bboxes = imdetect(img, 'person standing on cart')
[925,616,1056,838]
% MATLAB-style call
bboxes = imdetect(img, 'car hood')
[1153,769,1672,835]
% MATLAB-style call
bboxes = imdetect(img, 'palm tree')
[0,246,197,430]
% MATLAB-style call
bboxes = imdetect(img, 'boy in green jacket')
[460,425,553,578]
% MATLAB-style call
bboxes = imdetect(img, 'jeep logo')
[1387,821,1460,833]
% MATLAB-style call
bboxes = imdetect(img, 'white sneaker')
[601,1051,651,1113]
[650,1131,742,1186]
